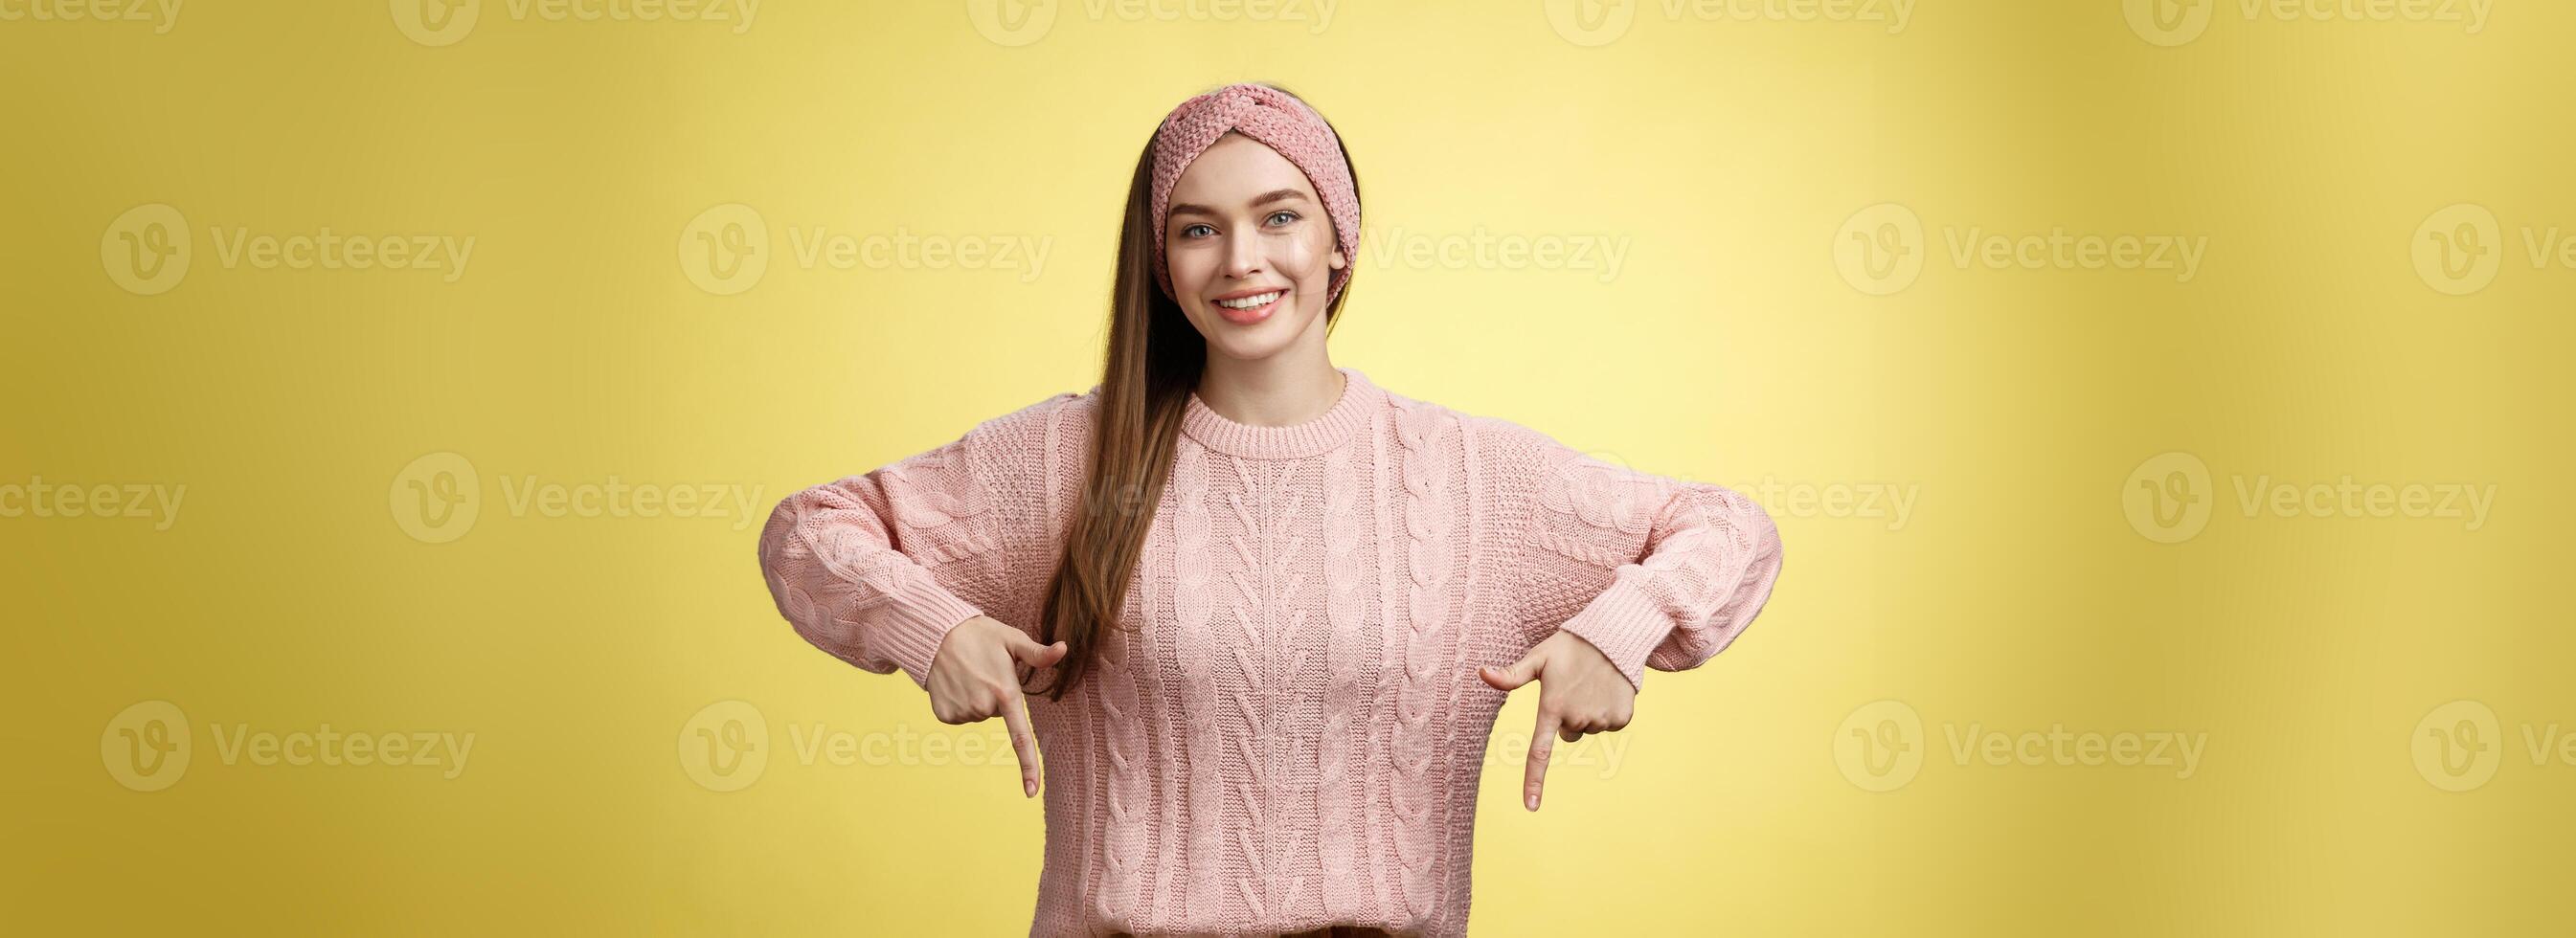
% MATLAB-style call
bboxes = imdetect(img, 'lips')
[1210,287,1285,325]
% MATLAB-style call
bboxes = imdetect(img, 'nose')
[1221,229,1264,280]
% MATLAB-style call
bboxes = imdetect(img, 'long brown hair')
[1024,81,1361,702]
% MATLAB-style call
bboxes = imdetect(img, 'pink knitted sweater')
[756,367,1785,937]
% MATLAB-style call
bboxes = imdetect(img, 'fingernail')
[1525,793,1538,811]
[1025,779,1037,797]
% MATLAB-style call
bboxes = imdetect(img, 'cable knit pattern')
[1316,441,1366,923]
[1516,439,1789,691]
[1167,442,1226,927]
[1222,455,1293,920]
[1387,401,1453,922]
[1094,558,1150,926]
[756,367,1786,937]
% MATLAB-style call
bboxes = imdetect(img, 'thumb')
[1011,633,1070,668]
[1480,651,1542,691]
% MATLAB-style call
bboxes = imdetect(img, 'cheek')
[1167,250,1212,295]
[1276,232,1331,286]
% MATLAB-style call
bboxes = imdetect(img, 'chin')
[1206,331,1296,363]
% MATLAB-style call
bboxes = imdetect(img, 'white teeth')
[1217,291,1281,309]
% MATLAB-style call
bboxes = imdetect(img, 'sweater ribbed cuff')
[872,573,984,690]
[1554,574,1674,693]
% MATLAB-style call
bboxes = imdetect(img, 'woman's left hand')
[1479,630,1638,812]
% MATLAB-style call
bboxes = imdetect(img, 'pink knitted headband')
[1147,83,1361,304]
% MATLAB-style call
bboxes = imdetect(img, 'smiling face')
[1164,132,1348,364]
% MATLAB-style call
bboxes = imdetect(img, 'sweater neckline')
[1181,367,1384,459]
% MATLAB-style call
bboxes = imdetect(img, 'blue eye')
[1182,212,1297,238]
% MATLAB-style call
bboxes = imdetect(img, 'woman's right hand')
[926,615,1067,798]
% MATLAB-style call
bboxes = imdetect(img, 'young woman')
[757,81,1786,938]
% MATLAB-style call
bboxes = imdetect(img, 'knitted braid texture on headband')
[1147,83,1361,304]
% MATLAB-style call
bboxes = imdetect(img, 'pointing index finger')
[1001,692,1040,798]
[1526,707,1557,812]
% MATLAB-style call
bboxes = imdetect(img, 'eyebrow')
[1167,188,1312,219]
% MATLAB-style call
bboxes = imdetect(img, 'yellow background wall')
[6,1,2568,934]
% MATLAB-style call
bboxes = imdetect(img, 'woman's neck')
[1192,360,1347,428]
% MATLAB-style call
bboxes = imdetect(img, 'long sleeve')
[1510,435,1786,692]
[756,431,1012,689]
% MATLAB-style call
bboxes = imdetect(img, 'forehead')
[1170,132,1319,206]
